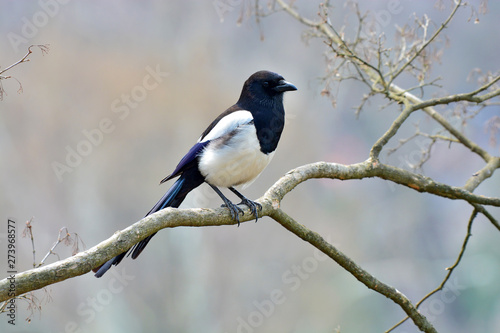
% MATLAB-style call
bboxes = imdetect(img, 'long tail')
[94,170,203,278]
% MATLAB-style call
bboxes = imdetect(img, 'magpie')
[94,70,296,278]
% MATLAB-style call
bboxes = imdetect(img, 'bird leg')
[209,185,244,225]
[229,187,262,222]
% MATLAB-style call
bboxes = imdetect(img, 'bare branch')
[463,157,500,192]
[275,0,499,179]
[37,227,85,267]
[389,84,494,162]
[386,123,459,171]
[472,204,500,231]
[21,218,36,268]
[411,75,500,109]
[0,44,49,100]
[0,45,49,76]
[1,159,498,323]
[269,207,437,333]
[388,0,463,84]
[387,207,477,332]
[370,104,415,160]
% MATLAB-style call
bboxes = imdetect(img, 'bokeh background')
[1,1,499,332]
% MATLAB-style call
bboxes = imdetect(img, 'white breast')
[198,123,274,188]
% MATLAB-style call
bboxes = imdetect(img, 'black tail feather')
[129,233,156,259]
[94,169,203,278]
[94,252,127,278]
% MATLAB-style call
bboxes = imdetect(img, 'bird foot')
[220,201,245,226]
[222,199,261,223]
[239,198,262,222]
[221,199,261,226]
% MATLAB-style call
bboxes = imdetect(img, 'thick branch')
[2,161,498,300]
[269,208,437,333]
[265,161,500,208]
[2,160,498,331]
[0,206,247,302]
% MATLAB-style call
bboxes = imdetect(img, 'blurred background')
[1,1,499,332]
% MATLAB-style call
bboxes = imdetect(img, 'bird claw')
[221,199,261,226]
[239,198,262,222]
[221,202,244,226]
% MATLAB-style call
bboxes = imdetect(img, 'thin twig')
[38,227,73,267]
[472,204,500,231]
[21,218,37,268]
[0,44,49,76]
[0,44,49,100]
[386,207,477,332]
[370,104,415,159]
[388,0,462,84]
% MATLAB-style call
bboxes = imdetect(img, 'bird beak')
[274,80,297,92]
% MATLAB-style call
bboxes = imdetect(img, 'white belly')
[198,124,274,188]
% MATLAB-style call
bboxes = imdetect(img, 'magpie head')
[238,70,297,107]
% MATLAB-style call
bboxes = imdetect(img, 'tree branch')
[370,104,414,160]
[269,207,437,333]
[464,157,500,192]
[387,207,477,332]
[1,158,498,320]
[388,84,494,162]
[0,44,49,100]
[388,0,463,84]
[275,0,499,174]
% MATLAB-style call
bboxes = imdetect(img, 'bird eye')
[262,81,269,88]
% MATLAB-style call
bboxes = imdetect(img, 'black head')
[237,70,297,107]
[235,71,296,154]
